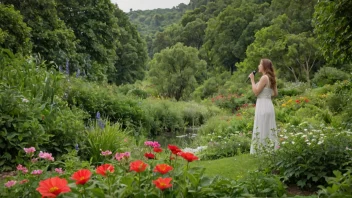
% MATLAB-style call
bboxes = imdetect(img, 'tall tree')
[148,43,207,101]
[0,4,32,55]
[56,0,120,81]
[202,1,270,74]
[110,6,148,85]
[314,0,352,64]
[0,0,76,65]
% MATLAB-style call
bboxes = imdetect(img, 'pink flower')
[100,150,112,156]
[24,147,36,154]
[16,164,28,174]
[31,158,38,163]
[115,152,130,161]
[38,151,54,161]
[20,179,29,184]
[5,180,16,188]
[55,168,64,174]
[144,141,161,148]
[31,170,43,175]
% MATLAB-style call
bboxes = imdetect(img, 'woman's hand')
[248,72,255,81]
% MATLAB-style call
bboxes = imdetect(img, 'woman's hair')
[261,58,276,89]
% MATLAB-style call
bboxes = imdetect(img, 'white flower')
[318,141,323,145]
[304,129,308,132]
[292,141,295,144]
[22,98,29,103]
[307,142,311,145]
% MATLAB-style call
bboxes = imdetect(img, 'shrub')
[264,125,352,188]
[312,67,349,87]
[318,167,352,197]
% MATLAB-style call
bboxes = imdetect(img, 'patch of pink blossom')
[38,151,54,161]
[100,150,112,156]
[16,164,28,174]
[115,152,131,161]
[23,147,36,154]
[31,169,43,175]
[144,141,161,148]
[55,168,64,174]
[4,180,16,188]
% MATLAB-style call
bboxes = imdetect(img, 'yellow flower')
[282,104,287,107]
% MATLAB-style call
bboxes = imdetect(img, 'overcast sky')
[111,0,190,12]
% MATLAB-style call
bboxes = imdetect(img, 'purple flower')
[96,111,101,120]
[65,59,70,75]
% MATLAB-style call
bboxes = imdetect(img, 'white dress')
[250,84,278,154]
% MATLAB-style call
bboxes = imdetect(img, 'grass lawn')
[195,154,259,180]
[195,154,318,197]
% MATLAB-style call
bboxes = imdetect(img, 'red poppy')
[36,177,71,197]
[167,144,182,155]
[72,169,91,185]
[96,164,114,177]
[178,152,199,162]
[130,160,148,173]
[153,147,163,153]
[153,177,172,191]
[144,152,155,159]
[153,164,173,174]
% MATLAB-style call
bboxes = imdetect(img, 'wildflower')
[72,169,91,185]
[144,152,155,159]
[24,147,36,154]
[5,180,16,188]
[55,168,64,174]
[153,164,173,175]
[20,179,29,184]
[178,152,199,162]
[100,150,112,156]
[22,98,29,103]
[115,152,130,161]
[17,164,28,174]
[144,141,161,148]
[130,160,148,173]
[96,164,114,177]
[38,151,54,161]
[36,177,71,197]
[153,147,163,153]
[31,170,43,175]
[168,144,182,155]
[153,177,172,191]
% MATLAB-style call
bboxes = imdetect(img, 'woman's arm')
[272,86,278,97]
[250,75,268,96]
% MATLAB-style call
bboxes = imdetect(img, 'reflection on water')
[151,127,199,148]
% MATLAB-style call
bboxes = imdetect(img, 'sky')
[111,0,190,12]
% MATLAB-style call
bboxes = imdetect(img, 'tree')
[314,0,352,64]
[0,4,32,55]
[56,0,120,81]
[110,6,148,85]
[202,1,269,74]
[1,0,77,68]
[148,43,207,101]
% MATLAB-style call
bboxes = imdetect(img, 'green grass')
[195,154,259,180]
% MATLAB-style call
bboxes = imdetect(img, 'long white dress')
[250,84,278,154]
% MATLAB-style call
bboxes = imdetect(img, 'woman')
[248,58,278,154]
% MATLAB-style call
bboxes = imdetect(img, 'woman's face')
[258,61,264,73]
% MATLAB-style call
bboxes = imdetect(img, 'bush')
[84,120,134,164]
[318,167,352,197]
[312,67,349,87]
[264,125,352,188]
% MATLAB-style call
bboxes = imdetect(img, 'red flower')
[153,177,172,191]
[295,100,301,104]
[36,177,71,197]
[305,99,309,103]
[72,169,91,185]
[96,164,114,177]
[153,147,163,153]
[130,160,148,173]
[178,152,199,162]
[154,164,173,174]
[144,152,155,159]
[167,144,182,155]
